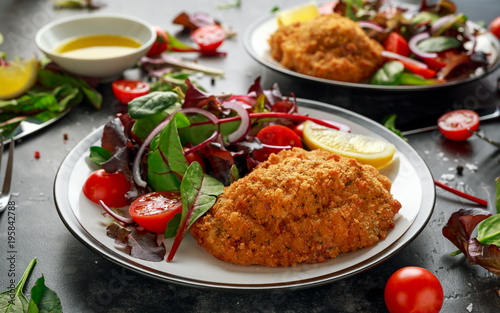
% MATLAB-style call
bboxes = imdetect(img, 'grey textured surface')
[0,0,500,312]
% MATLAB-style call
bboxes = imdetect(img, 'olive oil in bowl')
[54,34,142,59]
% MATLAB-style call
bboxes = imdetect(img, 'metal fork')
[0,137,14,212]
[468,129,500,149]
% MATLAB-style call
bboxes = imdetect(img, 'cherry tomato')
[191,25,226,53]
[112,79,150,105]
[489,16,500,40]
[147,26,169,57]
[129,191,182,234]
[82,169,131,208]
[253,125,303,162]
[183,147,206,172]
[383,32,410,57]
[438,109,480,141]
[385,267,444,313]
[293,123,304,139]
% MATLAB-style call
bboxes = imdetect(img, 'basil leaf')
[416,36,461,53]
[370,61,404,85]
[128,91,179,119]
[477,214,500,246]
[27,275,62,313]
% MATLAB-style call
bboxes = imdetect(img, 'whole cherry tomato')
[438,109,480,141]
[383,32,410,57]
[82,169,131,208]
[112,79,150,104]
[489,16,500,40]
[385,266,444,313]
[129,191,182,234]
[253,125,303,162]
[147,26,169,57]
[191,25,226,53]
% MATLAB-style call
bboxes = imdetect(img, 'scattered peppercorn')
[456,165,464,175]
[34,151,40,159]
[63,133,68,140]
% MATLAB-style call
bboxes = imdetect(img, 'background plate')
[54,99,435,291]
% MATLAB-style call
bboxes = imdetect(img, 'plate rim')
[242,13,500,91]
[53,98,436,291]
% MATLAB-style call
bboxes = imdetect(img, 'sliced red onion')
[99,201,135,224]
[357,21,384,33]
[221,101,251,144]
[430,15,455,34]
[381,50,429,69]
[182,130,219,155]
[408,32,437,59]
[179,107,219,124]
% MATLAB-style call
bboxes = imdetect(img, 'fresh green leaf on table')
[27,275,62,313]
[371,61,404,85]
[0,258,36,313]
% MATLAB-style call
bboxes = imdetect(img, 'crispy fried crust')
[190,148,401,267]
[268,13,384,83]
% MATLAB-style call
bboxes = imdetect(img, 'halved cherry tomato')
[293,123,304,139]
[489,16,500,40]
[253,125,303,162]
[385,266,443,313]
[183,147,206,172]
[191,24,226,53]
[112,79,150,105]
[438,109,479,141]
[147,26,169,57]
[129,191,182,234]
[82,169,131,208]
[383,32,410,57]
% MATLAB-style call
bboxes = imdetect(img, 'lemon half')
[277,2,319,26]
[0,58,39,100]
[303,120,396,168]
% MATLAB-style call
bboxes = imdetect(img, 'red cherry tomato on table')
[383,32,410,57]
[384,266,444,313]
[253,125,303,162]
[438,109,480,141]
[489,16,500,40]
[82,169,131,208]
[129,191,182,234]
[112,79,150,105]
[147,26,169,57]
[191,25,226,53]
[183,147,206,172]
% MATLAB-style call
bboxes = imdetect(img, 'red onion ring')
[357,21,384,33]
[99,200,135,224]
[408,32,438,59]
[221,101,251,144]
[381,50,429,69]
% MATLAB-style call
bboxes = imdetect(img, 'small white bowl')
[35,14,155,79]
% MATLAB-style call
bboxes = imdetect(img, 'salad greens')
[0,258,62,313]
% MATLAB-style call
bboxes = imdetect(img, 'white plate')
[54,99,435,291]
[243,13,500,91]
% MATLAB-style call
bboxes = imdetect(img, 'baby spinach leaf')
[167,162,224,261]
[132,111,169,142]
[128,91,178,119]
[0,258,36,313]
[370,61,404,85]
[147,113,190,192]
[89,146,112,166]
[477,214,500,246]
[417,36,461,53]
[27,275,62,313]
[165,213,182,238]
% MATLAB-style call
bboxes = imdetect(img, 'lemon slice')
[277,2,319,26]
[0,58,39,100]
[303,120,396,168]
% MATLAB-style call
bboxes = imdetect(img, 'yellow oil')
[54,34,142,59]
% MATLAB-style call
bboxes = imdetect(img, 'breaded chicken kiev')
[269,13,384,83]
[190,148,401,267]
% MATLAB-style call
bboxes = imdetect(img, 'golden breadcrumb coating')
[268,13,384,83]
[190,148,401,267]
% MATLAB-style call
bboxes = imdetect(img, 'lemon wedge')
[0,58,39,100]
[302,120,396,168]
[277,2,319,26]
